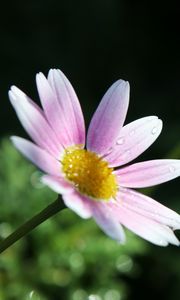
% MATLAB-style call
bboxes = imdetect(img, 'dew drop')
[125,150,131,157]
[169,165,176,173]
[151,126,158,135]
[129,130,135,136]
[116,137,124,145]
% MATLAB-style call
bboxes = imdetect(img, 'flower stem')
[0,196,66,254]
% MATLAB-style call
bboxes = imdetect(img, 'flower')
[9,69,180,246]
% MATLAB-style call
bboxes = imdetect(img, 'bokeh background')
[0,1,180,299]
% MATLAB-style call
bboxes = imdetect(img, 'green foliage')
[1,139,180,300]
[0,139,148,299]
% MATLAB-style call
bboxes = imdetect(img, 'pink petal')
[87,80,130,155]
[91,201,126,243]
[11,136,61,176]
[36,72,73,147]
[62,191,92,219]
[47,69,85,146]
[112,199,180,246]
[118,188,180,230]
[41,175,74,194]
[115,159,180,188]
[104,116,162,167]
[9,86,62,158]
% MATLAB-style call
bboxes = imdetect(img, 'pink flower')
[9,69,180,246]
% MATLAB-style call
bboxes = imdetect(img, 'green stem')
[0,196,66,254]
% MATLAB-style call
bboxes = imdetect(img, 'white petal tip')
[158,119,163,127]
[10,136,21,146]
[175,241,180,247]
[117,79,130,90]
[36,72,44,79]
[10,135,17,142]
[48,68,58,75]
[8,90,15,102]
[150,118,163,137]
[173,225,180,230]
[117,237,126,244]
[9,86,26,100]
[10,85,21,93]
[170,240,180,247]
[9,85,16,91]
[158,230,180,247]
[35,72,48,87]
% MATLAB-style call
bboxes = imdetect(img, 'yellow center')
[62,147,118,201]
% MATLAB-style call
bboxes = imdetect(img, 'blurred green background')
[0,0,180,299]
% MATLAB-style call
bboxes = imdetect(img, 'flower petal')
[62,191,92,219]
[87,80,130,155]
[9,86,62,158]
[36,72,73,147]
[47,69,85,146]
[118,188,180,230]
[113,200,179,246]
[104,116,162,167]
[41,175,73,194]
[91,201,126,243]
[115,159,180,188]
[11,136,60,176]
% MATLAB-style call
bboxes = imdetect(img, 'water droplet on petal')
[169,165,176,173]
[151,127,158,135]
[125,150,131,157]
[129,130,135,136]
[116,137,124,145]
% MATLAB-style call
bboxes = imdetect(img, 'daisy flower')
[9,69,180,246]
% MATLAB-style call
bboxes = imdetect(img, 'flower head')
[9,69,180,246]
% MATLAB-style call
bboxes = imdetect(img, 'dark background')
[0,1,180,300]
[1,0,180,140]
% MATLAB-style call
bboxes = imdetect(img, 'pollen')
[62,147,118,200]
